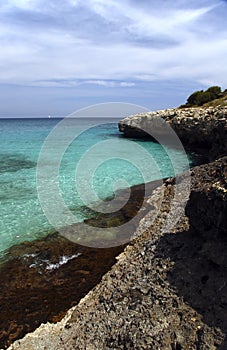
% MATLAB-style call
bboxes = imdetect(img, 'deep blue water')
[0,117,192,254]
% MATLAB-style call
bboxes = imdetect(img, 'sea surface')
[0,117,194,255]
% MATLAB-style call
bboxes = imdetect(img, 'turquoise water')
[0,117,193,254]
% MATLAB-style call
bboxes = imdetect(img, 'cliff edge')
[118,106,227,161]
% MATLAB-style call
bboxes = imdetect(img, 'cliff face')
[118,106,227,161]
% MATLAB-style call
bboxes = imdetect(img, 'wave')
[22,252,82,272]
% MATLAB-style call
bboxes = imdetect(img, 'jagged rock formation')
[118,106,227,161]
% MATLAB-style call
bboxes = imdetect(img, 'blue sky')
[0,0,227,117]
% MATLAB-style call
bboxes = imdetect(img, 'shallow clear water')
[0,117,193,254]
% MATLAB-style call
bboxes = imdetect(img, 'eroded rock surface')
[6,157,227,350]
[119,106,227,161]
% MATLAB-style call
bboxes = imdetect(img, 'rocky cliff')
[118,106,227,161]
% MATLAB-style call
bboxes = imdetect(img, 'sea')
[0,117,195,256]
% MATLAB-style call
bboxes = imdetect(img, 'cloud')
[0,0,227,88]
[119,82,135,87]
[25,79,136,88]
[84,80,135,88]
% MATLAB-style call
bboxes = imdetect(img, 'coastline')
[0,177,165,348]
[3,105,227,349]
[6,156,227,350]
[119,106,227,161]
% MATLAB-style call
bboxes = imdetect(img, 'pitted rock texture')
[119,106,227,161]
[6,157,227,350]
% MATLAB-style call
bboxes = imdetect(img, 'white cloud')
[85,80,135,87]
[0,0,227,88]
[120,82,135,87]
[1,0,37,10]
[26,79,136,88]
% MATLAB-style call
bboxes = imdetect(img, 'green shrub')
[187,90,203,105]
[206,86,221,98]
[186,86,222,106]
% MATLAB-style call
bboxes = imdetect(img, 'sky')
[0,0,227,117]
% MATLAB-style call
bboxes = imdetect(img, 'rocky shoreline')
[6,156,227,350]
[0,180,159,349]
[3,106,227,349]
[118,106,227,161]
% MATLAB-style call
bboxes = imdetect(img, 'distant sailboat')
[48,115,51,119]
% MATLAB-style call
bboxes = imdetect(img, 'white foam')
[23,253,38,258]
[45,253,82,270]
[28,252,82,271]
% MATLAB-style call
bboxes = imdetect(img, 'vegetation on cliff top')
[180,86,227,108]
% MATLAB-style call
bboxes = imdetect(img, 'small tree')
[197,91,213,106]
[186,86,222,106]
[187,90,203,105]
[206,86,221,99]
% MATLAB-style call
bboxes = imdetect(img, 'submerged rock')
[6,157,227,350]
[2,107,227,349]
[0,234,125,349]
